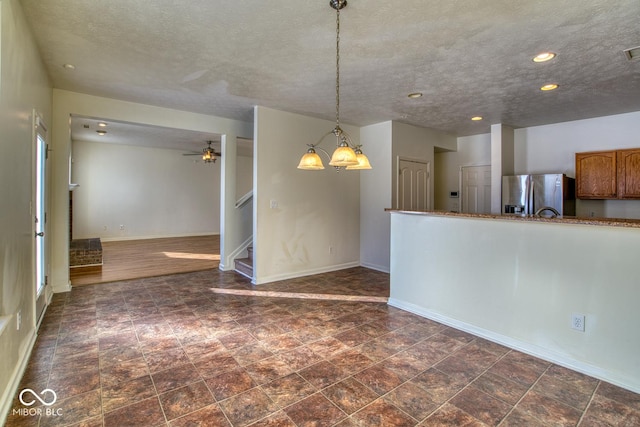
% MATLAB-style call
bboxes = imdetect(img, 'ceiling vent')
[623,46,640,61]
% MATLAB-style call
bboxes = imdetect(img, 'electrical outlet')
[571,314,585,332]
[16,310,21,331]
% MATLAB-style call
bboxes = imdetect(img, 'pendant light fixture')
[297,0,371,171]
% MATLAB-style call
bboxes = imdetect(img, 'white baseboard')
[253,262,360,285]
[52,281,72,294]
[0,329,37,426]
[388,298,640,395]
[99,232,219,243]
[359,261,390,274]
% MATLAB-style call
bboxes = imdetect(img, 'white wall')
[71,140,220,240]
[253,107,361,284]
[435,134,491,211]
[514,111,640,219]
[389,212,640,394]
[0,0,52,422]
[359,122,393,273]
[358,121,456,273]
[438,112,640,219]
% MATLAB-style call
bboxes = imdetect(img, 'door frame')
[32,110,50,326]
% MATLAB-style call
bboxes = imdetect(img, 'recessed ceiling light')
[96,130,107,135]
[408,92,423,99]
[63,63,76,70]
[533,52,556,63]
[471,116,483,121]
[540,83,559,91]
[98,122,107,127]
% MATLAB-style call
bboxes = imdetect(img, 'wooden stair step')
[234,256,253,278]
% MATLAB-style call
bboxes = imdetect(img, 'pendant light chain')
[335,5,341,130]
[297,0,371,170]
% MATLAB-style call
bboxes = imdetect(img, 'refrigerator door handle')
[523,176,533,215]
[527,176,535,215]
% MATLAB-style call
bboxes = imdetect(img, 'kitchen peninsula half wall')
[388,210,640,393]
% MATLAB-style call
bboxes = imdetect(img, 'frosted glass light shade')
[346,152,372,170]
[297,149,325,170]
[329,144,358,166]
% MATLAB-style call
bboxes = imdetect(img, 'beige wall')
[71,140,222,240]
[0,0,52,421]
[253,107,362,284]
[49,90,253,290]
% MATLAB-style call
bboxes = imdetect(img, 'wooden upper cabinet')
[617,149,640,199]
[576,151,617,199]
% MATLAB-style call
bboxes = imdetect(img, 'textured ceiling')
[21,0,640,139]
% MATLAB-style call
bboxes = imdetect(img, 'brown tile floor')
[6,267,640,426]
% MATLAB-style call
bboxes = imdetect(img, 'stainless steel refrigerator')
[502,174,576,216]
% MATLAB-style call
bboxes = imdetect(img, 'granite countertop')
[385,209,640,229]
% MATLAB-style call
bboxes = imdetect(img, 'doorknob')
[35,232,44,237]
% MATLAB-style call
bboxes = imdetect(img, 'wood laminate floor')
[70,235,219,286]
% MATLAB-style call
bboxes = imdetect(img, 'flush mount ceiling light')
[540,83,559,91]
[471,116,483,121]
[297,0,371,171]
[533,52,556,62]
[63,63,75,70]
[408,92,423,99]
[96,130,107,135]
[98,122,107,127]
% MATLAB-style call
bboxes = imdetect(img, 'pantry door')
[461,165,491,214]
[397,158,430,211]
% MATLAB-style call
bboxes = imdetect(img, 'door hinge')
[46,144,51,160]
[45,276,49,286]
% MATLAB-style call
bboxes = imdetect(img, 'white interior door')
[33,113,49,324]
[461,165,491,214]
[398,158,430,211]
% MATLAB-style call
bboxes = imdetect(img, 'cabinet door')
[576,151,617,199]
[618,149,640,199]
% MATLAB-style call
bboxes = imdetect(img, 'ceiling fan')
[183,140,221,163]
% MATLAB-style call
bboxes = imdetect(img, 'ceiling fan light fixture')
[202,150,216,163]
